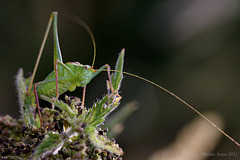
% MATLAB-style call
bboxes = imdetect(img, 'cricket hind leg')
[27,13,55,94]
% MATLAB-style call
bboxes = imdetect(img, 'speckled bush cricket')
[18,11,240,148]
[20,12,115,128]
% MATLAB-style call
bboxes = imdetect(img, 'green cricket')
[18,11,240,148]
[24,12,115,128]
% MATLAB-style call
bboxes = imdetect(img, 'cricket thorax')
[66,62,95,87]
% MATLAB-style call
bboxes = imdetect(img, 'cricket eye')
[84,65,91,70]
[81,81,85,85]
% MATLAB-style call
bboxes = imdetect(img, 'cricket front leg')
[81,85,86,107]
[81,64,119,107]
[34,83,44,127]
[93,64,119,95]
[104,64,122,101]
[93,64,112,89]
[105,64,115,93]
[27,13,55,94]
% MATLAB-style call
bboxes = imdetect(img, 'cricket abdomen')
[36,69,74,98]
[37,79,72,98]
[36,62,95,98]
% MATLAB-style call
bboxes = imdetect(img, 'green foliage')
[15,68,40,128]
[36,84,123,158]
[33,132,62,159]
[86,94,120,128]
[88,130,123,155]
[111,49,125,91]
[15,68,25,109]
[2,51,132,159]
[40,95,78,119]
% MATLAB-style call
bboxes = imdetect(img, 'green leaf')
[85,94,120,128]
[15,68,25,109]
[15,68,39,128]
[40,95,78,119]
[33,132,63,159]
[111,48,125,91]
[88,130,123,155]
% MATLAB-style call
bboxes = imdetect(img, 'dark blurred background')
[1,0,240,159]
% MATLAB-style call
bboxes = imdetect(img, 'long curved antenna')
[97,69,240,147]
[27,13,54,93]
[66,13,96,68]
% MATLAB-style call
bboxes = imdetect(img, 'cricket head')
[66,62,95,87]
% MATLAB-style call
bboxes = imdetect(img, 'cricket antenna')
[122,71,240,147]
[66,13,96,68]
[98,68,240,147]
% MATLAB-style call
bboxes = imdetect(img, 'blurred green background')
[1,0,240,159]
